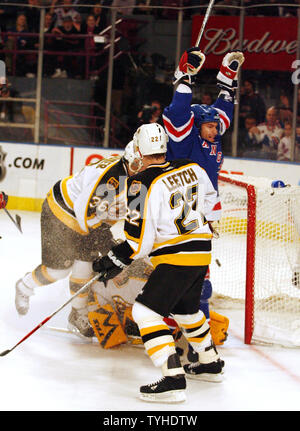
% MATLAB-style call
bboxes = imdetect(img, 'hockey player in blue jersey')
[163,47,244,192]
[163,47,244,350]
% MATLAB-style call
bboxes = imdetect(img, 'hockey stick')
[0,273,101,357]
[195,0,215,47]
[4,208,22,233]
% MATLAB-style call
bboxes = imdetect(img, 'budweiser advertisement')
[191,16,298,71]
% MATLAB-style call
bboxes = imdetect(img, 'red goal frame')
[219,175,257,344]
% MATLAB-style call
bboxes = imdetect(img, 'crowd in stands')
[0,0,299,79]
[0,0,299,160]
[237,84,300,161]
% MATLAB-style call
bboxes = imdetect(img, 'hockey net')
[210,173,300,347]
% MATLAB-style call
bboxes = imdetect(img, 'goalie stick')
[0,273,100,357]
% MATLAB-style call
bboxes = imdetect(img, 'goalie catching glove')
[174,47,206,86]
[92,250,128,283]
[217,51,245,100]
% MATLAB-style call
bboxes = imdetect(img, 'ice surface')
[1,210,300,413]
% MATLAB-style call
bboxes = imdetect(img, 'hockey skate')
[140,375,186,403]
[184,358,225,383]
[67,307,94,339]
[15,278,34,315]
[140,353,186,403]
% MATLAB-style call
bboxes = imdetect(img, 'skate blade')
[140,390,186,404]
[185,372,224,383]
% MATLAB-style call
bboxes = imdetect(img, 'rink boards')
[0,141,300,211]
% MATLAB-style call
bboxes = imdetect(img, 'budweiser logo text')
[203,28,297,56]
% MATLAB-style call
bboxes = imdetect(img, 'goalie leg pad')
[209,310,229,346]
[88,304,128,349]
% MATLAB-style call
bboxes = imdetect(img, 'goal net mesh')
[210,174,300,347]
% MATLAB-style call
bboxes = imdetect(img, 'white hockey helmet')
[133,123,168,157]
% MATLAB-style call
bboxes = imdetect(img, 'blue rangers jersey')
[162,83,234,194]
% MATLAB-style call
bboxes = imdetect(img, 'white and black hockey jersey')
[114,159,220,269]
[46,156,128,235]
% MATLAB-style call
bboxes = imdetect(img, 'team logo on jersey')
[107,176,119,190]
[129,180,141,195]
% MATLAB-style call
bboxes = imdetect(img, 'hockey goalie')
[85,221,229,353]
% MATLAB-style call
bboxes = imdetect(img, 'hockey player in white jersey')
[14,142,142,338]
[92,123,224,403]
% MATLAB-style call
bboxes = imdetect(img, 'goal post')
[210,173,300,347]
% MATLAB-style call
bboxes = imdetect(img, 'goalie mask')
[133,123,168,157]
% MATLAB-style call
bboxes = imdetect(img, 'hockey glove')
[0,191,8,209]
[174,47,206,86]
[92,250,127,283]
[217,51,245,100]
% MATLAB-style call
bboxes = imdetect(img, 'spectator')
[44,11,55,33]
[50,0,81,28]
[277,120,293,161]
[249,106,284,159]
[137,99,163,127]
[277,120,300,162]
[80,13,101,34]
[72,13,83,32]
[239,79,266,129]
[6,14,37,77]
[239,114,260,156]
[80,14,103,77]
[51,15,83,78]
[276,91,293,124]
[92,4,108,32]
